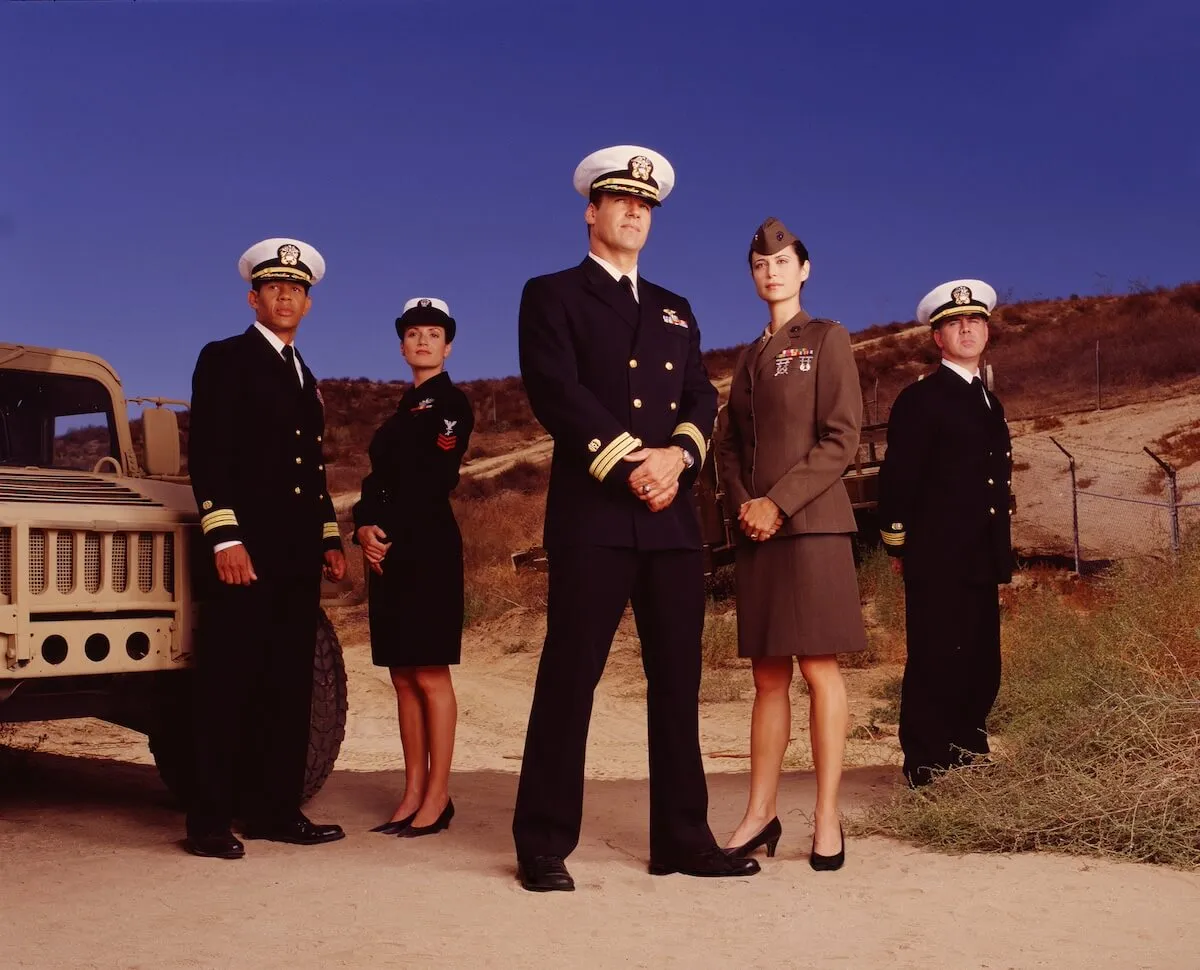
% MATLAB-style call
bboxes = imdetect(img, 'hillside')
[314,282,1200,492]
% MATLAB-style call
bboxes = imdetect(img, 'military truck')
[0,341,348,804]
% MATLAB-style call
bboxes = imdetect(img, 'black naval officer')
[184,237,347,858]
[512,145,760,891]
[354,298,474,838]
[877,279,1014,788]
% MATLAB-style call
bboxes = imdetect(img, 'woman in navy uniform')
[353,298,474,836]
[714,218,866,870]
[878,280,1013,788]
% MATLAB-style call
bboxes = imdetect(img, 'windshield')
[0,369,117,470]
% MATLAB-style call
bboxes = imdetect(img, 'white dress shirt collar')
[588,252,639,302]
[941,358,990,408]
[253,321,303,384]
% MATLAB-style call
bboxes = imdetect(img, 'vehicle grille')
[0,528,11,597]
[16,528,178,603]
[0,472,163,506]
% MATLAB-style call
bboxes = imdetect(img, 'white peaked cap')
[573,145,675,206]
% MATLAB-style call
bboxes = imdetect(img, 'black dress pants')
[899,574,1002,787]
[512,545,717,862]
[187,572,321,835]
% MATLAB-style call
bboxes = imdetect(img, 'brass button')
[295,457,303,465]
[318,464,324,471]
[317,435,323,443]
[629,359,638,368]
[987,478,993,485]
[633,399,643,408]
[295,429,302,436]
[989,507,995,515]
[1006,450,1011,458]
[665,362,674,371]
[1007,479,1012,486]
[320,493,326,500]
[294,487,302,495]
[670,402,678,410]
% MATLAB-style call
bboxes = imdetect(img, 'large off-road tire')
[302,610,348,802]
[149,608,348,808]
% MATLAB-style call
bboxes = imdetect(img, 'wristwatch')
[678,446,695,469]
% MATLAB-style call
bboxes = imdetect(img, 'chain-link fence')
[1010,408,1200,567]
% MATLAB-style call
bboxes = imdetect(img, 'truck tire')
[149,608,348,808]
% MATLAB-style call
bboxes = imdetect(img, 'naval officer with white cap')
[511,145,759,890]
[877,279,1014,788]
[184,237,346,859]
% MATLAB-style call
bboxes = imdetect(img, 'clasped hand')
[355,525,392,575]
[214,544,347,584]
[625,446,684,512]
[738,496,783,541]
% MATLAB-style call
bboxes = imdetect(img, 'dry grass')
[860,539,1200,869]
[454,489,547,626]
[855,547,907,666]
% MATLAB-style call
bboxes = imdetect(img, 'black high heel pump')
[809,824,845,872]
[369,810,417,835]
[726,817,782,859]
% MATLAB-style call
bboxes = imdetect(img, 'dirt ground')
[7,393,1200,968]
[5,606,1200,969]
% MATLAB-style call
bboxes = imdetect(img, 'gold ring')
[641,484,651,494]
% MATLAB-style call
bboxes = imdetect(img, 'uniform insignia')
[587,438,602,453]
[202,500,213,510]
[891,522,903,530]
[789,324,803,335]
[662,309,688,328]
[443,419,457,434]
[410,397,435,412]
[774,347,815,372]
[952,285,973,305]
[418,298,432,308]
[775,230,785,242]
[629,155,653,181]
[278,243,301,266]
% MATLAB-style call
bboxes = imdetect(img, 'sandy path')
[5,608,1200,969]
[4,754,1199,970]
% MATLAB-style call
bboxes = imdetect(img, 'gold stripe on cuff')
[200,509,239,534]
[322,522,340,540]
[880,530,906,546]
[594,435,644,482]
[589,432,635,480]
[672,422,707,465]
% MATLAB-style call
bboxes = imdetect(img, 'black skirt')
[367,518,464,668]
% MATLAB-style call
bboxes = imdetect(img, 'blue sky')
[2,0,1197,401]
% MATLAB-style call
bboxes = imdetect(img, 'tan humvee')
[0,341,347,803]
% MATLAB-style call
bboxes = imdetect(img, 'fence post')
[1143,447,1180,556]
[873,378,879,424]
[1050,436,1081,574]
[1095,340,1101,412]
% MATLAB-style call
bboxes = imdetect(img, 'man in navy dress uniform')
[512,145,760,890]
[184,237,347,858]
[878,279,1014,788]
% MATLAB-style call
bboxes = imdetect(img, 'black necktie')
[281,345,301,386]
[971,376,990,409]
[619,274,639,311]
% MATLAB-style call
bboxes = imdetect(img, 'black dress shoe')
[649,845,761,877]
[185,831,245,860]
[398,799,454,838]
[369,810,417,834]
[809,824,845,872]
[726,817,782,859]
[243,815,345,845]
[517,855,575,892]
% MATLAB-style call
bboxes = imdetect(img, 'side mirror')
[142,406,181,476]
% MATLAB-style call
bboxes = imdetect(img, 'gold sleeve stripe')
[588,432,636,480]
[594,434,643,481]
[322,522,341,540]
[673,422,707,465]
[200,509,239,534]
[880,529,906,546]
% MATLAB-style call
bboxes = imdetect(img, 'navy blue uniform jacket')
[189,326,343,579]
[877,364,1014,585]
[518,258,718,551]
